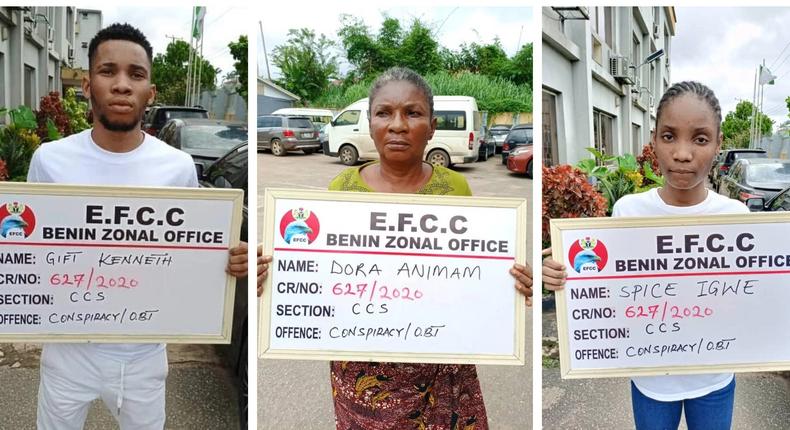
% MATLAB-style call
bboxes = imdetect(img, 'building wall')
[0,6,76,115]
[542,6,675,166]
[74,9,101,70]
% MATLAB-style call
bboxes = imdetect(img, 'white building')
[542,6,676,166]
[0,6,77,112]
[74,9,101,70]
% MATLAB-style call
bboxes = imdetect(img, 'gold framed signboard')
[259,188,528,364]
[0,182,243,343]
[551,213,790,379]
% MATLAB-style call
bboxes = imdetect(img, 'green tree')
[272,28,338,102]
[151,40,217,105]
[721,100,773,148]
[338,15,442,81]
[228,35,248,99]
[508,43,533,87]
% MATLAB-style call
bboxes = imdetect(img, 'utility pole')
[260,20,271,79]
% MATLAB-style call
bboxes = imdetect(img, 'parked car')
[489,124,512,153]
[158,118,247,174]
[501,123,533,164]
[708,150,725,183]
[751,184,790,211]
[712,148,767,191]
[507,145,533,177]
[324,96,481,167]
[143,105,208,136]
[477,128,496,162]
[257,115,320,155]
[718,158,790,209]
[197,142,248,428]
[271,108,333,131]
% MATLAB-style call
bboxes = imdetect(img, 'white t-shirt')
[613,187,749,401]
[27,129,198,362]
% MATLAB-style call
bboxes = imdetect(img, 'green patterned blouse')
[328,161,472,196]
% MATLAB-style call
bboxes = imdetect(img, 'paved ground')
[258,150,532,429]
[541,182,790,429]
[0,343,239,429]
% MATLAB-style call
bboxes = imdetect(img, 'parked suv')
[143,106,208,136]
[501,123,533,164]
[257,115,320,156]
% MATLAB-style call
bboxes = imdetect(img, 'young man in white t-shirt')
[27,23,248,429]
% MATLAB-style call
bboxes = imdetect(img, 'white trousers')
[37,344,168,430]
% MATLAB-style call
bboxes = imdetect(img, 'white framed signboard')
[259,188,527,364]
[0,182,243,343]
[551,213,790,379]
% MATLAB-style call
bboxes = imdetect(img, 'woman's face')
[652,94,722,196]
[369,80,437,166]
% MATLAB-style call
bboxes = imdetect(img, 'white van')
[271,108,334,130]
[323,96,481,167]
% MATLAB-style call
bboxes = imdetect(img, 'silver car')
[257,115,320,156]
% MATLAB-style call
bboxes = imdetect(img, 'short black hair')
[88,23,153,71]
[368,67,434,117]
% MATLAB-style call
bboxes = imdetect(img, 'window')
[333,110,360,126]
[770,189,790,211]
[632,34,641,86]
[632,123,641,155]
[542,90,559,166]
[593,110,614,157]
[593,7,614,48]
[24,65,35,108]
[435,111,466,131]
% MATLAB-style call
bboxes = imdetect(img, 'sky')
[258,6,533,80]
[94,5,248,85]
[672,7,790,130]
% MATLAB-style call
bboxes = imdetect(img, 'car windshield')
[181,125,247,151]
[747,163,790,183]
[165,110,207,120]
[287,118,313,129]
[732,152,766,161]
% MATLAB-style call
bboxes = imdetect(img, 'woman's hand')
[226,241,248,278]
[511,263,533,307]
[542,247,567,291]
[257,245,273,297]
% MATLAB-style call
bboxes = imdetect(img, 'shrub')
[0,125,40,181]
[576,148,663,214]
[542,164,607,247]
[62,87,91,134]
[637,144,660,180]
[35,91,70,142]
[0,158,8,181]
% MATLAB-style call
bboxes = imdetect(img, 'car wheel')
[339,145,359,166]
[302,148,315,155]
[479,149,488,162]
[271,139,286,156]
[526,160,533,178]
[427,149,450,167]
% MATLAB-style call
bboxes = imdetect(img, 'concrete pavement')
[0,343,240,429]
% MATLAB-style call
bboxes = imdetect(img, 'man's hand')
[226,241,248,278]
[257,245,272,297]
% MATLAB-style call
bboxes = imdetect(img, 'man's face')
[83,40,155,132]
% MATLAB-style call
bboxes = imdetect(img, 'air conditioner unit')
[610,56,635,85]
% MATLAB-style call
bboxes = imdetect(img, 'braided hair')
[655,81,722,132]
